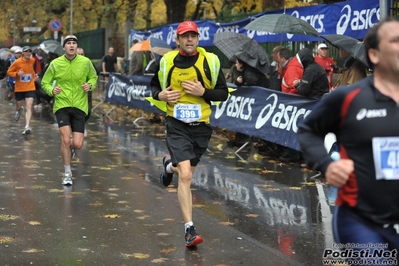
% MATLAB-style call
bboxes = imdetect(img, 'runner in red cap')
[151,21,228,247]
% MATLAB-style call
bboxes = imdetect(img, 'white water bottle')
[327,151,340,205]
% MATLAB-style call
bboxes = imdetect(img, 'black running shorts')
[165,117,212,167]
[15,91,36,101]
[55,107,86,133]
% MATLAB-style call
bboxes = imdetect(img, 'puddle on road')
[94,114,336,266]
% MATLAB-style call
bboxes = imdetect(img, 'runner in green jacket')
[41,35,98,186]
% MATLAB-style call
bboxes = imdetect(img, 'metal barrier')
[91,72,108,114]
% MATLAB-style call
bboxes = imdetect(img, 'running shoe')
[185,225,204,247]
[22,126,32,135]
[62,172,73,186]
[14,107,23,121]
[160,154,173,187]
[70,146,76,159]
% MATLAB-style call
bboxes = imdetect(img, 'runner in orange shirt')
[7,46,37,135]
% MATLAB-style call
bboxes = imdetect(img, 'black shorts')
[165,117,213,167]
[55,107,86,133]
[15,91,36,101]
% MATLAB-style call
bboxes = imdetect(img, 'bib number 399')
[173,104,202,123]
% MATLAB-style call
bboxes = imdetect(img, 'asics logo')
[356,108,387,120]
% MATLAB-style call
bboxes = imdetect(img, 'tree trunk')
[164,0,189,24]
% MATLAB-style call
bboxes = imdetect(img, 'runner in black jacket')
[297,17,399,264]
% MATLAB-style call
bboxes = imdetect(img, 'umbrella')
[150,47,172,56]
[0,48,11,60]
[32,47,48,61]
[320,34,368,67]
[39,40,64,56]
[244,14,319,37]
[213,32,270,74]
[130,37,171,52]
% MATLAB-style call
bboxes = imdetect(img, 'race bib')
[372,137,399,180]
[20,74,32,83]
[173,104,202,123]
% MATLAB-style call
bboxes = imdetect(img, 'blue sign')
[129,0,380,46]
[105,74,319,151]
[49,18,62,32]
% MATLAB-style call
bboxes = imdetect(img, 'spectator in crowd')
[129,50,151,76]
[234,58,269,88]
[128,39,139,74]
[277,48,303,94]
[6,46,37,135]
[269,45,285,91]
[144,52,158,75]
[6,47,22,100]
[297,17,399,264]
[314,43,339,89]
[150,21,228,247]
[144,52,162,123]
[102,47,118,85]
[293,48,329,99]
[333,47,368,88]
[41,35,98,186]
[224,58,243,84]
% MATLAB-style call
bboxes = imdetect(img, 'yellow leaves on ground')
[163,218,175,222]
[258,169,282,174]
[0,214,19,221]
[121,252,150,259]
[160,247,176,254]
[245,213,259,218]
[104,214,120,219]
[137,215,150,220]
[22,248,45,253]
[28,221,41,225]
[192,204,205,209]
[0,236,17,244]
[219,221,234,226]
[90,202,103,207]
[289,187,302,190]
[121,176,134,180]
[48,189,64,193]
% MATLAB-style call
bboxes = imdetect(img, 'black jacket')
[235,65,269,88]
[295,48,329,99]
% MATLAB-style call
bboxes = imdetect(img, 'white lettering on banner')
[337,5,380,34]
[198,27,210,41]
[210,166,308,226]
[255,94,311,132]
[126,84,146,101]
[132,33,146,41]
[107,78,127,98]
[166,26,176,45]
[149,32,163,40]
[214,95,255,120]
[253,186,307,226]
[291,10,325,33]
[215,25,240,33]
[246,29,276,39]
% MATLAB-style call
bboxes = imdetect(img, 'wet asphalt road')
[0,93,335,266]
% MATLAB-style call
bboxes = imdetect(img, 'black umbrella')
[40,40,64,56]
[320,34,368,67]
[244,14,319,37]
[213,32,270,74]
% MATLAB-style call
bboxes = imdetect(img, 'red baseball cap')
[176,21,199,35]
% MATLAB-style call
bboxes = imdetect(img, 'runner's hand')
[159,86,181,104]
[325,159,354,188]
[182,79,205,96]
